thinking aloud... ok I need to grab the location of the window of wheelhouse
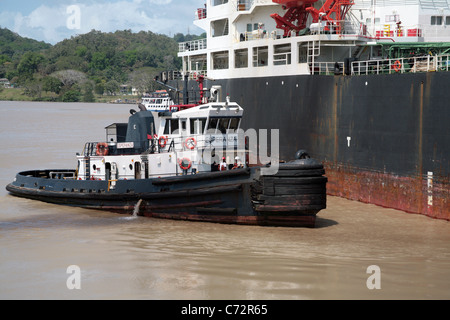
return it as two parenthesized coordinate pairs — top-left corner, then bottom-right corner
(218, 118), (229, 134)
(164, 118), (180, 134)
(228, 117), (241, 133)
(207, 117), (241, 133)
(207, 118), (219, 133)
(190, 118), (207, 135)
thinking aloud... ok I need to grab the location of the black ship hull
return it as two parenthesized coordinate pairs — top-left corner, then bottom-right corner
(175, 71), (449, 220)
(6, 159), (328, 228)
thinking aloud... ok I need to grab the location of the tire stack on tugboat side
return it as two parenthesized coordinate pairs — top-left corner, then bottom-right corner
(255, 150), (328, 227)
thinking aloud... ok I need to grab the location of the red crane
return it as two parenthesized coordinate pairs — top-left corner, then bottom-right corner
(271, 0), (355, 37)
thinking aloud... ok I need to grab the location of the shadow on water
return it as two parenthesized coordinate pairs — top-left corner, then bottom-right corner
(314, 216), (338, 228)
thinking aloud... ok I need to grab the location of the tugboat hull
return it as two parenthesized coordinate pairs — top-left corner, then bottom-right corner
(6, 160), (327, 228)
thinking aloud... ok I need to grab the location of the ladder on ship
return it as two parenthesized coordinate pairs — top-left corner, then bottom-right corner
(223, 19), (229, 36)
(84, 157), (90, 180)
(307, 40), (321, 73)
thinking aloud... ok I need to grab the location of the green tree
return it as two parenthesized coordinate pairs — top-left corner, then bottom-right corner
(89, 52), (109, 71)
(42, 76), (63, 94)
(62, 89), (81, 102)
(82, 82), (95, 102)
(94, 82), (105, 95)
(104, 80), (119, 95)
(17, 52), (45, 81)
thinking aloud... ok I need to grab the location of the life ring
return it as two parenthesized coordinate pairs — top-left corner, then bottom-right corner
(96, 142), (109, 156)
(393, 60), (402, 72)
(158, 136), (168, 148)
(185, 137), (197, 150)
(178, 158), (192, 170)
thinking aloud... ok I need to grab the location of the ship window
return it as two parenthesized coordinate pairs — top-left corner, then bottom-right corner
(190, 118), (207, 134)
(253, 46), (268, 67)
(385, 15), (399, 23)
(212, 51), (229, 70)
(247, 24), (252, 32)
(170, 119), (179, 134)
(163, 120), (170, 135)
(212, 0), (228, 6)
(212, 18), (229, 37)
(446, 17), (450, 25)
(228, 118), (241, 133)
(235, 49), (248, 68)
(274, 44), (291, 66)
(298, 44), (308, 63)
(431, 16), (443, 25)
(218, 118), (230, 134)
(207, 118), (219, 133)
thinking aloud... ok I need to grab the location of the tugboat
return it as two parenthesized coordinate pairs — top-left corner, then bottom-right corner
(6, 78), (327, 227)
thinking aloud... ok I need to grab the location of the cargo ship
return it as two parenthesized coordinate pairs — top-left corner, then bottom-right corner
(6, 77), (328, 227)
(164, 0), (450, 220)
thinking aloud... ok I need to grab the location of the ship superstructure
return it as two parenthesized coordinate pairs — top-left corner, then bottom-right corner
(178, 0), (450, 80)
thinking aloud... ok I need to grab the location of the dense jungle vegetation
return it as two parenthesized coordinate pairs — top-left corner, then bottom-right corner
(0, 28), (203, 102)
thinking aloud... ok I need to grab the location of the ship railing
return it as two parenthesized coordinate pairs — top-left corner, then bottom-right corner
(310, 19), (367, 37)
(158, 133), (242, 151)
(83, 142), (100, 156)
(310, 62), (345, 75)
(178, 38), (207, 53)
(232, 0), (271, 12)
(194, 7), (207, 20)
(351, 54), (450, 76)
(237, 19), (368, 44)
(185, 70), (208, 80)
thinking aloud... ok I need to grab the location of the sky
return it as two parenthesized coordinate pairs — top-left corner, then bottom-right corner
(0, 0), (204, 44)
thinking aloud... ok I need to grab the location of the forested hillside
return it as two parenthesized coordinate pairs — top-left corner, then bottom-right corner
(0, 28), (204, 102)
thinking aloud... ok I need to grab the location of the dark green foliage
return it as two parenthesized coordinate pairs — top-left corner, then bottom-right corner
(62, 89), (82, 102)
(42, 76), (63, 94)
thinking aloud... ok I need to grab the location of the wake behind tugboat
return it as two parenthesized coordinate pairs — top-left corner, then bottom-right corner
(6, 78), (327, 228)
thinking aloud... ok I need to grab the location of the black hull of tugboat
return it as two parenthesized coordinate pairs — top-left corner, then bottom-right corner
(172, 71), (450, 220)
(6, 160), (327, 228)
